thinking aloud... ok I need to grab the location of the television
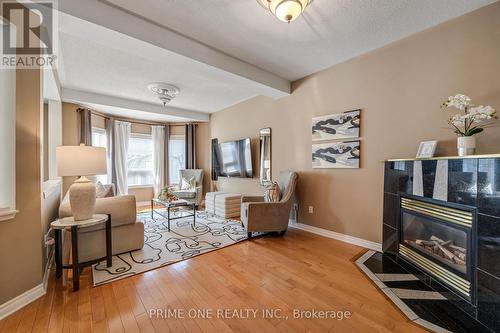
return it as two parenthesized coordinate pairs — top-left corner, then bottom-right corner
(213, 138), (253, 178)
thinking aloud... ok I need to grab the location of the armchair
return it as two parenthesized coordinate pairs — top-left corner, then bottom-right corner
(172, 169), (204, 206)
(241, 171), (298, 238)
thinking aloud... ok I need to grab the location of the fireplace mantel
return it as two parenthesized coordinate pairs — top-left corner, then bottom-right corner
(382, 153), (500, 162)
(383, 156), (500, 332)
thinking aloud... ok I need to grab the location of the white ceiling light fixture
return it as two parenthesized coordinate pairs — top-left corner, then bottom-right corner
(147, 82), (180, 106)
(257, 0), (313, 23)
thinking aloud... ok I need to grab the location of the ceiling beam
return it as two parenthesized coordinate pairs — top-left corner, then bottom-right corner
(62, 88), (209, 122)
(57, 0), (291, 98)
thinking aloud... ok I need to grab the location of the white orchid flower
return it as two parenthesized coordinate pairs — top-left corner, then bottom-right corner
(442, 94), (496, 136)
(443, 94), (473, 110)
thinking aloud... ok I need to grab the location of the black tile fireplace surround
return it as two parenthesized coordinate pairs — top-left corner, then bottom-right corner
(383, 156), (500, 333)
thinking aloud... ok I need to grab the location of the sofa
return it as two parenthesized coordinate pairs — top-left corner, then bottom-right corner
(241, 171), (298, 238)
(59, 184), (144, 263)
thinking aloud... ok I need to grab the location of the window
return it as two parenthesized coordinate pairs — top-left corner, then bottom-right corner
(169, 135), (185, 185)
(127, 133), (154, 186)
(91, 127), (108, 184)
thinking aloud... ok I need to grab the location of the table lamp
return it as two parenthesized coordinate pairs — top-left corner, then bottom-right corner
(56, 144), (107, 221)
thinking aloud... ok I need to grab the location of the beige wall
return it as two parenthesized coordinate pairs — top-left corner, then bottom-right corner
(209, 2), (500, 243)
(0, 68), (44, 304)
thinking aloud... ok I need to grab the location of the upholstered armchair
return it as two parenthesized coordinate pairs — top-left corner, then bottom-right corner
(172, 169), (204, 206)
(241, 171), (298, 238)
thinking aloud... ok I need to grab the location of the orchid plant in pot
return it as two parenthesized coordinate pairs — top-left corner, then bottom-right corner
(441, 94), (497, 156)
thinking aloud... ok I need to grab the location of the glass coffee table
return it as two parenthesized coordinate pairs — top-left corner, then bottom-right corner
(151, 199), (196, 232)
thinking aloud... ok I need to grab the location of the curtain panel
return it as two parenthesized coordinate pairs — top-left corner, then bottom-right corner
(185, 123), (197, 169)
(105, 117), (116, 186)
(77, 108), (92, 146)
(114, 121), (131, 195)
(164, 125), (170, 187)
(152, 125), (166, 197)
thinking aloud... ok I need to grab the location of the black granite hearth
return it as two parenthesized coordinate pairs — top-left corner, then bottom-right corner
(356, 251), (491, 333)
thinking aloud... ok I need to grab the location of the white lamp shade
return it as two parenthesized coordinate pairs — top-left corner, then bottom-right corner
(56, 145), (107, 177)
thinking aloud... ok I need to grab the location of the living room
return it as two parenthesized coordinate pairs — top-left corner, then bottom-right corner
(1, 0), (500, 332)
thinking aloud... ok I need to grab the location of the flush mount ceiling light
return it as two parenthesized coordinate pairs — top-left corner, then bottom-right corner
(257, 0), (313, 23)
(147, 83), (180, 106)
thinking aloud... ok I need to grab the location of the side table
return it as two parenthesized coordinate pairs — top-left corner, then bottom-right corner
(51, 214), (112, 291)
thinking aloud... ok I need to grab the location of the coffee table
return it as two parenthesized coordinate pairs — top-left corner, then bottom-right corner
(151, 199), (196, 232)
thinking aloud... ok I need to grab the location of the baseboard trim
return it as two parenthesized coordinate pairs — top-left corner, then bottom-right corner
(0, 284), (46, 320)
(289, 221), (382, 252)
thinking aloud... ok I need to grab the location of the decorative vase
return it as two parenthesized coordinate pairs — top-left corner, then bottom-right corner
(457, 136), (476, 157)
(69, 176), (96, 221)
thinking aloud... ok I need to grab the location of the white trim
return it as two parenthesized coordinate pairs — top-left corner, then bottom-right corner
(128, 185), (154, 189)
(289, 221), (382, 252)
(0, 284), (46, 320)
(0, 209), (19, 222)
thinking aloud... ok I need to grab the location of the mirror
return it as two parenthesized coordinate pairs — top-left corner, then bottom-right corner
(259, 128), (272, 185)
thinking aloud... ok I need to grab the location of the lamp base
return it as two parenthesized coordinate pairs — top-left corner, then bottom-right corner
(69, 176), (96, 221)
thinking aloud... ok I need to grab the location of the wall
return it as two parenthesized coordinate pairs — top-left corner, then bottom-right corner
(0, 68), (44, 304)
(209, 2), (500, 243)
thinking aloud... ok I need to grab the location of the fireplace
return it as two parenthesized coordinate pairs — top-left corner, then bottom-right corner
(398, 196), (475, 301)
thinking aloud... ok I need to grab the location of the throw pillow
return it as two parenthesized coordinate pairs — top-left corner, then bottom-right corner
(95, 181), (108, 198)
(264, 181), (280, 202)
(180, 176), (196, 190)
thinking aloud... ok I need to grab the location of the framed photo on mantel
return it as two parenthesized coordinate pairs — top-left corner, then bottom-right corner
(416, 140), (438, 158)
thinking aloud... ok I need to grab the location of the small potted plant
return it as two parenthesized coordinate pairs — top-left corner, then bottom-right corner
(441, 94), (497, 156)
(158, 186), (178, 202)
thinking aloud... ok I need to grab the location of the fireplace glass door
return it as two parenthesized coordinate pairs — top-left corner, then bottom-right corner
(401, 211), (469, 275)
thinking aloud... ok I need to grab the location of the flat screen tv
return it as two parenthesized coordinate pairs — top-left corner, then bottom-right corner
(213, 138), (253, 178)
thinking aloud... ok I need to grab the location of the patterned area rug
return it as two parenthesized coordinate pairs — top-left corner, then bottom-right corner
(92, 211), (247, 286)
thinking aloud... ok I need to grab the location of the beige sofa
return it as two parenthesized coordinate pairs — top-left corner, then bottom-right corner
(59, 186), (144, 262)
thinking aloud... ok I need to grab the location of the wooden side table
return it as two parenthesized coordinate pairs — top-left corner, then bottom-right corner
(51, 214), (112, 291)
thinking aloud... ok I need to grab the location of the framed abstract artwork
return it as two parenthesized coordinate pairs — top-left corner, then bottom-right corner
(312, 109), (361, 141)
(312, 141), (360, 169)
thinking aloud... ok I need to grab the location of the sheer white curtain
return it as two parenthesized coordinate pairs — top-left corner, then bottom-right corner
(114, 121), (131, 195)
(152, 125), (165, 197)
(105, 117), (115, 186)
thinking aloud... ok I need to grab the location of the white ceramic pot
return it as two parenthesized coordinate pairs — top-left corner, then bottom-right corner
(457, 136), (476, 157)
(69, 176), (96, 221)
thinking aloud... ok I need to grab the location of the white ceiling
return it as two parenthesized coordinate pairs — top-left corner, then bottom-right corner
(57, 12), (289, 121)
(54, 0), (496, 122)
(105, 0), (496, 81)
(58, 30), (253, 114)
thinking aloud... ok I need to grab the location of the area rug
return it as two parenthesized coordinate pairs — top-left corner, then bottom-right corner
(92, 210), (247, 286)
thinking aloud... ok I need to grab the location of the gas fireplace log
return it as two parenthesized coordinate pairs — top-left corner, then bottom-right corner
(416, 240), (436, 246)
(449, 244), (466, 253)
(453, 251), (466, 261)
(409, 238), (467, 266)
(430, 235), (445, 243)
(433, 241), (458, 261)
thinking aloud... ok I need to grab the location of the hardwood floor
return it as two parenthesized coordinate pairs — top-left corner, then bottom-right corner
(0, 228), (426, 332)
